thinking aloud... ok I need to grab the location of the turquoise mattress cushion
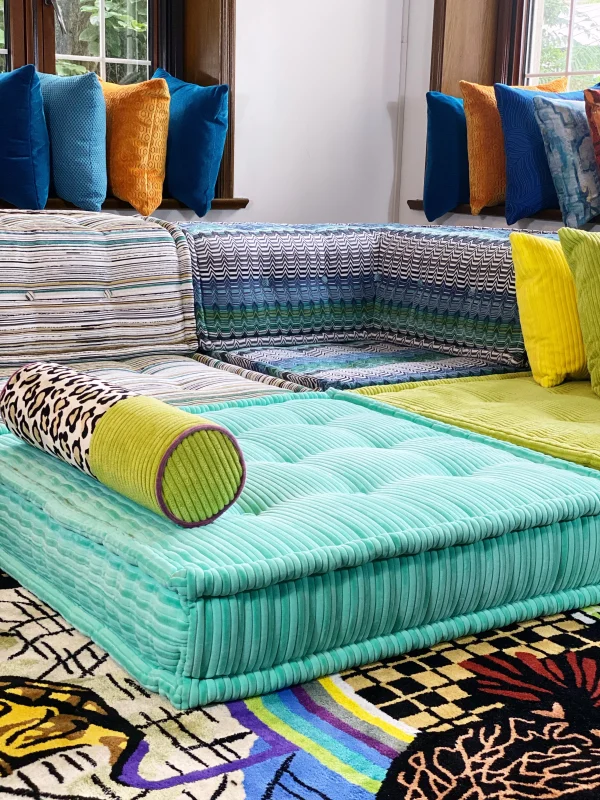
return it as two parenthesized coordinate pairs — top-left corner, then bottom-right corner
(2, 391), (600, 708)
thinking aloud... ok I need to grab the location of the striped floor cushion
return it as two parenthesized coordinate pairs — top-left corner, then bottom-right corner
(0, 211), (197, 365)
(3, 390), (600, 709)
(0, 355), (298, 420)
(207, 341), (526, 391)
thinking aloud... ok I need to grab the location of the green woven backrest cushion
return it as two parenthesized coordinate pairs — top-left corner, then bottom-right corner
(0, 362), (245, 527)
(559, 228), (600, 396)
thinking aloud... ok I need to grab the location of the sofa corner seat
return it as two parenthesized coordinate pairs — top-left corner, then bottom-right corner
(184, 223), (530, 391)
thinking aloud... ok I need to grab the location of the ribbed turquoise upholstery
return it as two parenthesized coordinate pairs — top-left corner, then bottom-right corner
(2, 391), (600, 708)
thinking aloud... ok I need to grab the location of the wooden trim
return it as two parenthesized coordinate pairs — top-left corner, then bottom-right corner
(184, 0), (236, 199)
(407, 199), (569, 223)
(35, 0), (55, 73)
(6, 0), (27, 68)
(150, 0), (184, 78)
(495, 0), (530, 84)
(430, 0), (447, 92)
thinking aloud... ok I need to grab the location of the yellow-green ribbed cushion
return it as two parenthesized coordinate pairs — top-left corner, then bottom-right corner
(560, 228), (600, 397)
(356, 372), (600, 470)
(89, 395), (244, 526)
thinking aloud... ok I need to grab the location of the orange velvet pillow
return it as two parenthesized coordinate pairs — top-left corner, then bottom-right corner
(101, 78), (170, 216)
(460, 78), (567, 215)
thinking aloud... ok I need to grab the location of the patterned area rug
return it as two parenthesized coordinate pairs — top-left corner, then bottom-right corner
(2, 570), (600, 799)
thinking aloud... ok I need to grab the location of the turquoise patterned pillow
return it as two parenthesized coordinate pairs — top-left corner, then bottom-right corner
(534, 95), (600, 228)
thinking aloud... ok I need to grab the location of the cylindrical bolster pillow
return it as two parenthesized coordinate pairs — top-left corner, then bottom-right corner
(0, 362), (246, 527)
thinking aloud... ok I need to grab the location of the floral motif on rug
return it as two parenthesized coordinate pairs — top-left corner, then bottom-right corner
(1, 569), (600, 799)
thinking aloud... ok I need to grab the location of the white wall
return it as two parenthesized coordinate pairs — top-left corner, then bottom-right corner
(156, 0), (405, 225)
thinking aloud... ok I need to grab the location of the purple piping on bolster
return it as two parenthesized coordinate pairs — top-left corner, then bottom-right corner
(155, 424), (247, 528)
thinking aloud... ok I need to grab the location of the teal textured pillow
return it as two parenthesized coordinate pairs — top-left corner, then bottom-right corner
(38, 72), (107, 211)
(153, 69), (228, 217)
(534, 95), (600, 228)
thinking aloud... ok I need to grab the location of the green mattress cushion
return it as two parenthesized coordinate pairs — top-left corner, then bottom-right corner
(3, 389), (600, 708)
(356, 372), (600, 471)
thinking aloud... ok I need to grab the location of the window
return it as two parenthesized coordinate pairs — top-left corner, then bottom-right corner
(526, 0), (600, 88)
(0, 0), (243, 206)
(56, 0), (150, 83)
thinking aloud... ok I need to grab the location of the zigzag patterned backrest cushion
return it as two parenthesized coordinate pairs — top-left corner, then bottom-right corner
(186, 223), (393, 350)
(0, 211), (198, 366)
(373, 226), (528, 367)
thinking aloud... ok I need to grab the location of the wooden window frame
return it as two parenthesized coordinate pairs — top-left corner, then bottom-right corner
(4, 0), (246, 210)
(430, 0), (531, 92)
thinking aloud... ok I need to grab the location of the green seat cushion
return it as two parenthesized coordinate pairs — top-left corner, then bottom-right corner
(356, 372), (600, 470)
(3, 390), (600, 708)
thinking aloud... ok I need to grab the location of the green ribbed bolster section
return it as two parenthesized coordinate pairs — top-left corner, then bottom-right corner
(89, 396), (245, 527)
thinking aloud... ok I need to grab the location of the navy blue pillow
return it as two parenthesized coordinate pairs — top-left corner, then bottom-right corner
(0, 65), (50, 209)
(423, 92), (469, 222)
(153, 69), (228, 217)
(495, 83), (594, 224)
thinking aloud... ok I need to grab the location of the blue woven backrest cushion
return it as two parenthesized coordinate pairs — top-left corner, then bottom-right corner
(0, 65), (49, 209)
(495, 83), (596, 225)
(154, 69), (228, 218)
(423, 92), (470, 222)
(373, 226), (528, 367)
(185, 223), (387, 349)
(38, 72), (107, 212)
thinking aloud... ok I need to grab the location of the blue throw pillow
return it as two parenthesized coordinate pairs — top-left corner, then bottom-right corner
(534, 95), (600, 228)
(495, 83), (594, 224)
(38, 71), (107, 212)
(0, 65), (49, 209)
(423, 92), (469, 222)
(153, 68), (228, 217)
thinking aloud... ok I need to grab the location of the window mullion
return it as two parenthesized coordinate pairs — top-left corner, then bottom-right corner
(566, 0), (576, 75)
(98, 0), (105, 79)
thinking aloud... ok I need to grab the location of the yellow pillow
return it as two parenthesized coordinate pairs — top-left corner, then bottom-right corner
(510, 232), (588, 388)
(461, 79), (567, 215)
(101, 78), (170, 216)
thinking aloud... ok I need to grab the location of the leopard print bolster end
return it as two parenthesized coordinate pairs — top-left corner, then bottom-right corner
(0, 362), (245, 527)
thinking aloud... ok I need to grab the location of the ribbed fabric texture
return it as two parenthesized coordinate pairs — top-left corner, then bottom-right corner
(510, 233), (588, 387)
(460, 78), (566, 214)
(3, 391), (600, 707)
(356, 372), (600, 470)
(559, 228), (600, 396)
(90, 395), (244, 526)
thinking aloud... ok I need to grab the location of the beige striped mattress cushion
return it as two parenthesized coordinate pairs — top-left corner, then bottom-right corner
(0, 355), (307, 412)
(0, 211), (198, 364)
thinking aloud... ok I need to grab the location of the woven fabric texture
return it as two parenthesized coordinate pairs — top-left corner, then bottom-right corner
(38, 71), (107, 211)
(0, 211), (197, 365)
(210, 341), (523, 391)
(0, 355), (300, 411)
(3, 391), (600, 707)
(559, 228), (600, 397)
(356, 372), (600, 471)
(102, 78), (170, 216)
(510, 233), (588, 387)
(187, 223), (528, 388)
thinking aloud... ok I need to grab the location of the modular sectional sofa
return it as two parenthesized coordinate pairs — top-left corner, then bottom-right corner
(3, 212), (600, 711)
